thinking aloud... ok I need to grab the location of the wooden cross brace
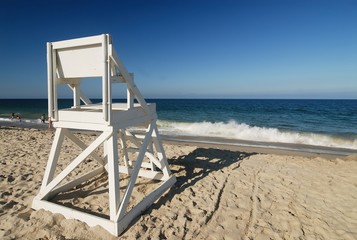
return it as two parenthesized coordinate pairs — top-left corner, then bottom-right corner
(32, 121), (175, 235)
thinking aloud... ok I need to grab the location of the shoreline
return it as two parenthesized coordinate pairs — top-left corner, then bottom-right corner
(0, 119), (49, 130)
(1, 123), (356, 158)
(161, 135), (357, 159)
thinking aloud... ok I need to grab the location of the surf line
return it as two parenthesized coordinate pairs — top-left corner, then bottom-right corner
(161, 135), (357, 156)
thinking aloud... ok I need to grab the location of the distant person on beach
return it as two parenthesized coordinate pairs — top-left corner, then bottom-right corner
(16, 114), (21, 122)
(40, 114), (46, 123)
(11, 113), (15, 120)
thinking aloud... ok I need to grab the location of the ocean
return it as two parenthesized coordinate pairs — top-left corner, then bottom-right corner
(0, 99), (356, 150)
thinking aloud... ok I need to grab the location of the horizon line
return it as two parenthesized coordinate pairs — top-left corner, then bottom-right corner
(1, 97), (356, 100)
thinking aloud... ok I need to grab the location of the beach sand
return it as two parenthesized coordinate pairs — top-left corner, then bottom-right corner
(0, 126), (356, 239)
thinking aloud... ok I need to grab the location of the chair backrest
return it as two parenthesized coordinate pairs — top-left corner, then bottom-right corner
(48, 34), (149, 124)
(52, 35), (106, 79)
(56, 44), (103, 78)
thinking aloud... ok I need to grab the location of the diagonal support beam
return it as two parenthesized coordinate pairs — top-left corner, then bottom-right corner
(117, 123), (154, 220)
(152, 122), (172, 178)
(119, 129), (130, 167)
(41, 127), (65, 191)
(116, 175), (176, 235)
(109, 49), (149, 113)
(63, 128), (104, 166)
(125, 130), (164, 170)
(38, 131), (112, 200)
(47, 167), (104, 199)
(67, 84), (92, 105)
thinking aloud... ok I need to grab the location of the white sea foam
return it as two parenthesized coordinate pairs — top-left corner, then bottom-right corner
(157, 120), (357, 150)
(0, 117), (42, 124)
(0, 117), (46, 129)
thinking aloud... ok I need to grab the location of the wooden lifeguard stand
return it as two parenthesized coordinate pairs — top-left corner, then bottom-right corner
(32, 34), (176, 236)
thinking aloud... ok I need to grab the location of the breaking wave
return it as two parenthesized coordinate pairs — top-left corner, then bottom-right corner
(0, 117), (47, 129)
(157, 120), (357, 150)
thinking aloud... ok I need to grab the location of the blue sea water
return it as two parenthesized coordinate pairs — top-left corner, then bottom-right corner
(0, 99), (356, 149)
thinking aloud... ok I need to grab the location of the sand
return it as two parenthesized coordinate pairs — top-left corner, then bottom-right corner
(0, 126), (356, 240)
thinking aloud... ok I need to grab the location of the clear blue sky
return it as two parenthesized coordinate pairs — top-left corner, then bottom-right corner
(0, 0), (356, 99)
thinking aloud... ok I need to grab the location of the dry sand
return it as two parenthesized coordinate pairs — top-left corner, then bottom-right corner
(0, 126), (356, 240)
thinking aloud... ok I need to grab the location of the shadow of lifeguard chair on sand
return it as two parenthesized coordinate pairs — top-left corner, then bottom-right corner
(32, 34), (176, 236)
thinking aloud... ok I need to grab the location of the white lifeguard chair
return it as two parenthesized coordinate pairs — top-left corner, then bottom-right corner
(32, 34), (176, 236)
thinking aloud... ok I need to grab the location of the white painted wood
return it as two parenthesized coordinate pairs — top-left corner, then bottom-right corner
(116, 175), (176, 234)
(52, 47), (58, 121)
(35, 34), (176, 237)
(103, 137), (108, 172)
(148, 140), (156, 171)
(109, 47), (149, 112)
(73, 84), (81, 108)
(48, 167), (104, 199)
(102, 34), (109, 123)
(67, 84), (92, 105)
(125, 131), (164, 170)
(138, 146), (163, 170)
(126, 74), (135, 108)
(47, 43), (54, 120)
(34, 175), (176, 236)
(127, 88), (134, 109)
(63, 129), (104, 166)
(40, 128), (64, 192)
(118, 165), (164, 180)
(112, 110), (156, 129)
(32, 199), (117, 235)
(52, 34), (104, 50)
(58, 110), (106, 124)
(79, 102), (152, 110)
(106, 130), (120, 220)
(32, 176), (176, 236)
(152, 123), (171, 178)
(57, 106), (155, 128)
(56, 45), (103, 78)
(39, 131), (112, 199)
(119, 129), (129, 167)
(117, 123), (154, 219)
(53, 121), (111, 131)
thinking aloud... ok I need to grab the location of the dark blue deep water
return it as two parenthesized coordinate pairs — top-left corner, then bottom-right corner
(0, 99), (356, 149)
